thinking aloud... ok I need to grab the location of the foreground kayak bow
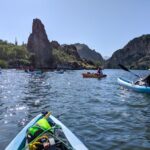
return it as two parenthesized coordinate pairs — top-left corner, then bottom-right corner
(6, 112), (88, 150)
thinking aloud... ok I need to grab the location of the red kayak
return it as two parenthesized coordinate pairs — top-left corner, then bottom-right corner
(82, 72), (107, 78)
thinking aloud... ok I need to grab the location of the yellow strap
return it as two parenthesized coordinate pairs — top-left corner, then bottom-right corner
(29, 135), (49, 150)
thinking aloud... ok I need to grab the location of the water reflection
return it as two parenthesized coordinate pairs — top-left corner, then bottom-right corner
(0, 69), (150, 150)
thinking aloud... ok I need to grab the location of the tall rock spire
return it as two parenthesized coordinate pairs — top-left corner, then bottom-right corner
(27, 18), (53, 69)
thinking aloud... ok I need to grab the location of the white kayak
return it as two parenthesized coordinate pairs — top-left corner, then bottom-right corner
(6, 113), (88, 150)
(117, 77), (150, 93)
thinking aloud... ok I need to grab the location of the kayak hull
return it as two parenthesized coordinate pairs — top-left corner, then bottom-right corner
(25, 70), (43, 74)
(6, 114), (88, 150)
(117, 77), (150, 93)
(82, 73), (107, 78)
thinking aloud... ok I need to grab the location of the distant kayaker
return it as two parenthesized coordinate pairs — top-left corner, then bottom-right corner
(29, 66), (34, 72)
(24, 66), (29, 73)
(97, 67), (103, 75)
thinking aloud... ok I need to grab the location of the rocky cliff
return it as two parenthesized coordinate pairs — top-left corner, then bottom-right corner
(51, 41), (97, 69)
(74, 43), (104, 66)
(27, 19), (53, 69)
(106, 35), (150, 69)
(61, 44), (81, 60)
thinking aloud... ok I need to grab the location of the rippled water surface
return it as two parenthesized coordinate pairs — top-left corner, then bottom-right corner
(1, 69), (150, 150)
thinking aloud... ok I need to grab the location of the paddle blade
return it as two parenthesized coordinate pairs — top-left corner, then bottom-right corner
(118, 64), (130, 72)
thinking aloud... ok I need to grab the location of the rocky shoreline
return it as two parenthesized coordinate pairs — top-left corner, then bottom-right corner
(0, 18), (150, 70)
(26, 18), (102, 70)
(0, 19), (102, 70)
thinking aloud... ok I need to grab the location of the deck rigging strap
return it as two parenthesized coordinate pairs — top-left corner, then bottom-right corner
(22, 127), (74, 150)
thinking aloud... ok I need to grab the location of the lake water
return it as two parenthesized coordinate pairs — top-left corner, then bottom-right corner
(0, 69), (150, 150)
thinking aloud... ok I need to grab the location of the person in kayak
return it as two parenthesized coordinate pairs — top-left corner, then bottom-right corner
(97, 67), (103, 75)
(143, 74), (150, 86)
(135, 74), (150, 86)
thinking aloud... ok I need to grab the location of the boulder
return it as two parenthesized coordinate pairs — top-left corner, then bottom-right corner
(27, 18), (53, 68)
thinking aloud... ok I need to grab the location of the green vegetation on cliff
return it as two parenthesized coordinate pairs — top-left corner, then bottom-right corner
(0, 38), (97, 69)
(0, 40), (30, 68)
(53, 48), (77, 63)
(52, 48), (96, 69)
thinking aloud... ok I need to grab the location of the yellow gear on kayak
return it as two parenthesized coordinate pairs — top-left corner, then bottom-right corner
(29, 135), (49, 150)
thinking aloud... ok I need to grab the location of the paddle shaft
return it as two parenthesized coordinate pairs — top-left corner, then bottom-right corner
(118, 64), (141, 78)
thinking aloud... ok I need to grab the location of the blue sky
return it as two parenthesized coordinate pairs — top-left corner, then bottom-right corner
(0, 0), (150, 57)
